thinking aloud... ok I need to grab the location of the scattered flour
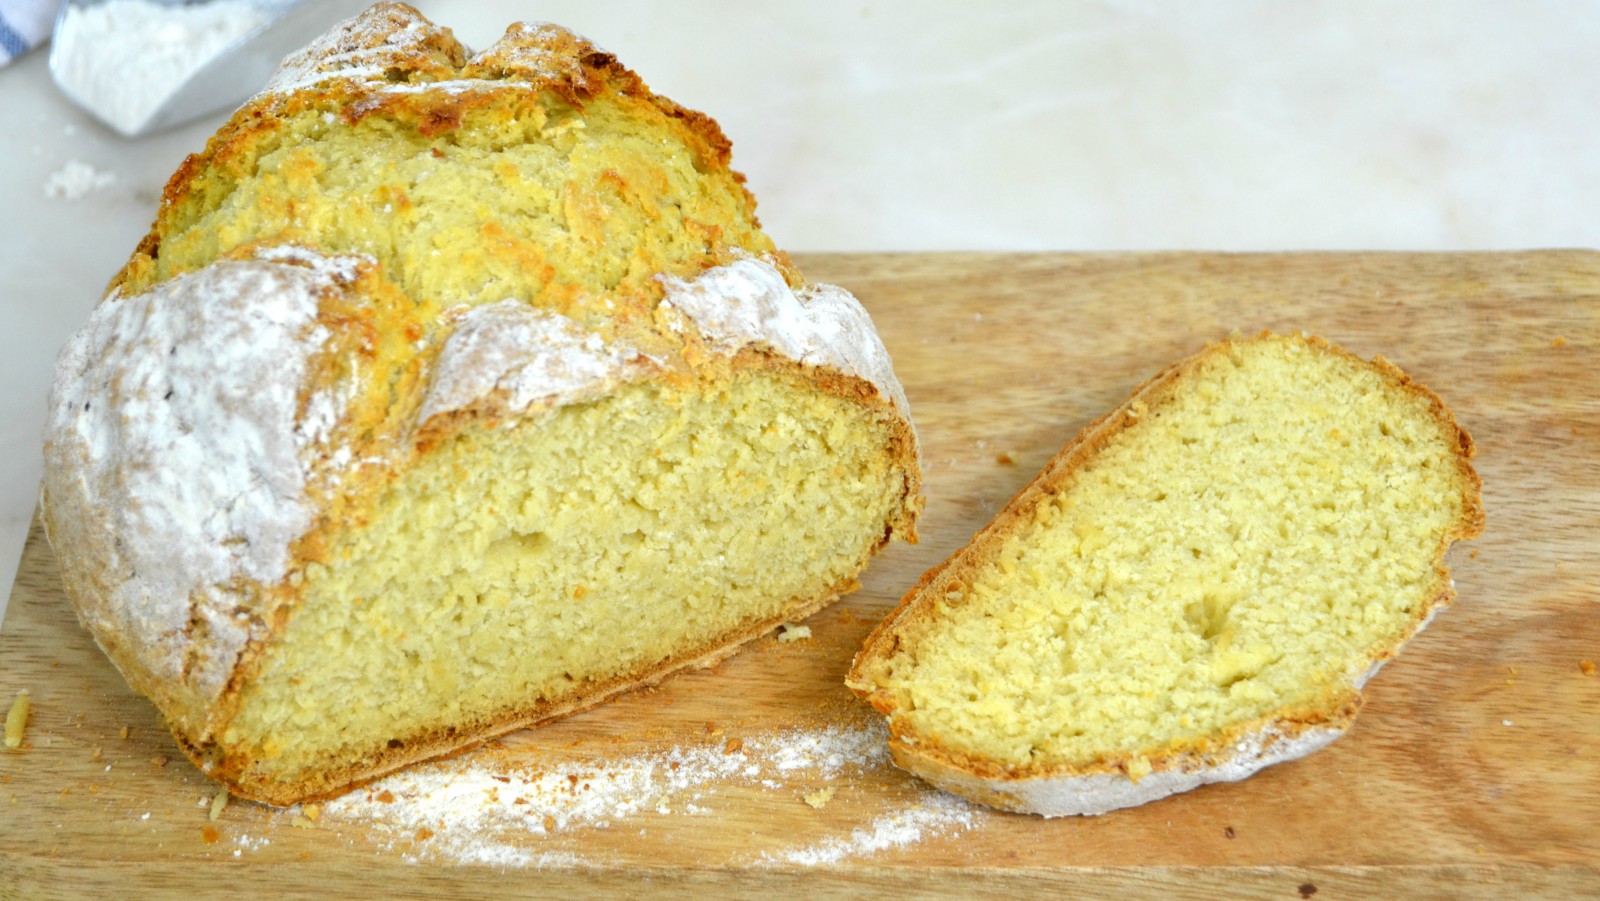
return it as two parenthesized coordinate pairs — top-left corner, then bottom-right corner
(764, 794), (977, 866)
(43, 160), (115, 201)
(319, 720), (973, 866)
(52, 0), (272, 135)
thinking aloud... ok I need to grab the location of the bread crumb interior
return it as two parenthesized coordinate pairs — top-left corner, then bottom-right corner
(224, 369), (902, 784)
(869, 338), (1470, 769)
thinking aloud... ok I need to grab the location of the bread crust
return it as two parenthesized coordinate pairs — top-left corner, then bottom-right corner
(43, 3), (922, 806)
(848, 332), (1483, 817)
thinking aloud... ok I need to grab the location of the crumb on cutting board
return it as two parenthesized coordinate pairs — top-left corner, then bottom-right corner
(803, 787), (836, 809)
(5, 690), (30, 750)
(1582, 660), (1596, 676)
(776, 623), (812, 642)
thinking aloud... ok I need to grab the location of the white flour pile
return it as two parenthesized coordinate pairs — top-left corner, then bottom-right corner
(320, 720), (977, 867)
(52, 0), (271, 135)
(43, 160), (115, 200)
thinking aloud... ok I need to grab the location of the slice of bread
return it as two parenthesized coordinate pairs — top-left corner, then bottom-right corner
(848, 332), (1483, 816)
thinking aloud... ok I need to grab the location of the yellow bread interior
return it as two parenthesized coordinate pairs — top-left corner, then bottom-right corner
(221, 368), (905, 791)
(858, 336), (1479, 772)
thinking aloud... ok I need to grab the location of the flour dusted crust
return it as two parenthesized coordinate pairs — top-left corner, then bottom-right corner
(848, 334), (1483, 817)
(45, 253), (373, 740)
(903, 719), (1348, 818)
(43, 3), (921, 803)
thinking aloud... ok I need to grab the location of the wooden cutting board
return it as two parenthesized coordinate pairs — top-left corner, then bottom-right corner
(2, 252), (1597, 899)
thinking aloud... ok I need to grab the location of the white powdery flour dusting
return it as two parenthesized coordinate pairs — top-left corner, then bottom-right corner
(43, 160), (115, 201)
(44, 251), (367, 704)
(657, 256), (912, 418)
(262, 6), (598, 98)
(763, 794), (977, 867)
(320, 721), (972, 866)
(417, 301), (652, 424)
(52, 0), (271, 135)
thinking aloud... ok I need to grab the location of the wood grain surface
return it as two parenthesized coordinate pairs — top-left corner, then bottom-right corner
(2, 252), (1597, 899)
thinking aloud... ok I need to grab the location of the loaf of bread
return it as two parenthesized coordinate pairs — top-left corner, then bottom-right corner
(848, 333), (1482, 816)
(42, 3), (922, 806)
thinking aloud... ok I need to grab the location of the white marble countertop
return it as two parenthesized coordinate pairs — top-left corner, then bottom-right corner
(2, 0), (1596, 621)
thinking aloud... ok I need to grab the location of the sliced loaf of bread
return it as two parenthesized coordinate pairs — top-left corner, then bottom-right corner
(848, 332), (1483, 816)
(42, 4), (922, 806)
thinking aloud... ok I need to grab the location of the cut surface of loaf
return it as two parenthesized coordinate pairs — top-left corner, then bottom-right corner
(42, 4), (921, 805)
(849, 333), (1482, 817)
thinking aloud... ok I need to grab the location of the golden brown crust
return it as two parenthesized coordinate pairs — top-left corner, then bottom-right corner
(115, 2), (752, 306)
(849, 331), (1483, 800)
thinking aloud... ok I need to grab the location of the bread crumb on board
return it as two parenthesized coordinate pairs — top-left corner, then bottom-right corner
(1581, 660), (1596, 676)
(776, 623), (812, 642)
(5, 690), (30, 750)
(803, 787), (836, 809)
(209, 790), (230, 821)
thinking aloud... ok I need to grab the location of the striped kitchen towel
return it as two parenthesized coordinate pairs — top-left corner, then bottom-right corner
(0, 0), (61, 67)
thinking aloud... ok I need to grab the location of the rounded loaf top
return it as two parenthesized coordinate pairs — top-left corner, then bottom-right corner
(114, 1), (773, 335)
